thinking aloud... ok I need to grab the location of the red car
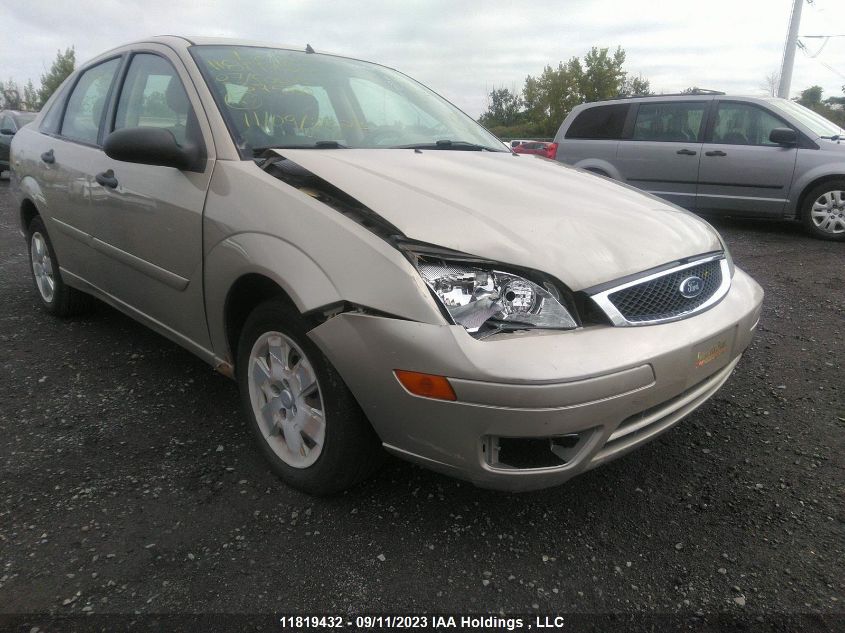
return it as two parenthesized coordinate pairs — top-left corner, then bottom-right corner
(512, 140), (558, 159)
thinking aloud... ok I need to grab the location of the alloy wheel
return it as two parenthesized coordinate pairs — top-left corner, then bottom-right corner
(247, 331), (326, 468)
(30, 232), (55, 303)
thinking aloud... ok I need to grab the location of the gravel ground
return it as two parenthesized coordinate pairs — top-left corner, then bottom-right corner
(0, 178), (842, 631)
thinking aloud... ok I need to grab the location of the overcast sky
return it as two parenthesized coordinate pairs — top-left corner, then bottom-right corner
(3, 0), (844, 117)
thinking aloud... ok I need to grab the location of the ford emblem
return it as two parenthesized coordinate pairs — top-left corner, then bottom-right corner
(679, 276), (704, 299)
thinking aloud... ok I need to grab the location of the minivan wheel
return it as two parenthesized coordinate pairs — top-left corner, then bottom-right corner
(27, 216), (92, 316)
(236, 299), (383, 495)
(801, 180), (845, 241)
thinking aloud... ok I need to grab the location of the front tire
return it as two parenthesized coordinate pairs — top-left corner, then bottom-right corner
(236, 299), (383, 495)
(27, 216), (92, 316)
(801, 180), (845, 241)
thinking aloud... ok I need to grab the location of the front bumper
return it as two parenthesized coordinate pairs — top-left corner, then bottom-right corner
(309, 268), (763, 491)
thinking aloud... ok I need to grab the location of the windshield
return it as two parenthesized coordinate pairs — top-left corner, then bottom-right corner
(190, 45), (505, 156)
(764, 98), (844, 138)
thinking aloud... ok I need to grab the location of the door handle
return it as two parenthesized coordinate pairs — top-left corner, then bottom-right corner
(95, 169), (119, 188)
(676, 148), (697, 156)
(705, 150), (727, 157)
(40, 149), (55, 164)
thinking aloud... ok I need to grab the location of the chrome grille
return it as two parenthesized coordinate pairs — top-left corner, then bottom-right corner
(609, 260), (722, 322)
(590, 256), (731, 326)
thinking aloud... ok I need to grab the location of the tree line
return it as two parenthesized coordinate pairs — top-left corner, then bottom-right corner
(0, 47), (75, 111)
(478, 46), (650, 138)
(478, 45), (845, 138)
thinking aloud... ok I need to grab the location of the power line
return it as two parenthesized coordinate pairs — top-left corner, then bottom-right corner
(797, 40), (845, 80)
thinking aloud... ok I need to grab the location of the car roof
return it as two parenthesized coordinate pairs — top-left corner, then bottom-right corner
(95, 35), (337, 59)
(580, 93), (780, 107)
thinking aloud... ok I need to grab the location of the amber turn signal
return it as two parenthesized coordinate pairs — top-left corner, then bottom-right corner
(394, 370), (457, 401)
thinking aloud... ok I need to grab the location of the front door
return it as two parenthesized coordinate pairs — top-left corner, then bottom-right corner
(615, 100), (707, 210)
(697, 101), (798, 216)
(88, 51), (215, 350)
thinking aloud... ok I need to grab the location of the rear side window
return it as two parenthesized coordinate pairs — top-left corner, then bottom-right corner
(712, 102), (787, 146)
(632, 102), (706, 142)
(60, 58), (121, 145)
(565, 104), (629, 140)
(114, 54), (195, 145)
(0, 115), (13, 132)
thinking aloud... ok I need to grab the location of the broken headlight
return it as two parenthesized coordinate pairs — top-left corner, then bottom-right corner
(415, 257), (578, 334)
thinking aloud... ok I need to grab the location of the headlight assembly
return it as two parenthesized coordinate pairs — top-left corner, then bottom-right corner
(412, 255), (578, 334)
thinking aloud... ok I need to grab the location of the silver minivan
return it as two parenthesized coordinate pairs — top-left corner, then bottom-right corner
(553, 92), (845, 241)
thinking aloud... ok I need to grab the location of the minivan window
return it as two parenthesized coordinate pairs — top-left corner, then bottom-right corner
(712, 102), (786, 146)
(565, 104), (628, 140)
(114, 54), (195, 145)
(632, 102), (705, 142)
(764, 97), (844, 137)
(60, 58), (121, 145)
(190, 45), (505, 156)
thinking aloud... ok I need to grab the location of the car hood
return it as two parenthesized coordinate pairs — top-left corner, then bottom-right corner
(273, 149), (723, 290)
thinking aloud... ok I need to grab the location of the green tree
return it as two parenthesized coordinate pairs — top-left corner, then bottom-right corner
(37, 47), (75, 108)
(579, 46), (626, 102)
(0, 78), (23, 110)
(479, 45), (651, 139)
(620, 73), (652, 97)
(479, 87), (523, 128)
(797, 85), (823, 108)
(23, 80), (38, 111)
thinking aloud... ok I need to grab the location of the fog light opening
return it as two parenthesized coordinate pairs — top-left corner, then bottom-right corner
(490, 433), (583, 470)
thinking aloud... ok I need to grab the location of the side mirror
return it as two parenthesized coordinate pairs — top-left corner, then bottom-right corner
(769, 127), (797, 146)
(103, 127), (201, 171)
(0, 128), (15, 136)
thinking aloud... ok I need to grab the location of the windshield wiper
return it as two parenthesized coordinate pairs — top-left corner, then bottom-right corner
(820, 134), (842, 141)
(253, 140), (348, 157)
(390, 140), (502, 151)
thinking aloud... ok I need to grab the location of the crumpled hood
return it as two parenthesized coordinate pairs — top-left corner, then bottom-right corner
(274, 149), (723, 290)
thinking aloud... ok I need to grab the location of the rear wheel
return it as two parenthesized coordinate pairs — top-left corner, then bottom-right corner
(236, 299), (383, 495)
(801, 180), (845, 241)
(27, 216), (92, 316)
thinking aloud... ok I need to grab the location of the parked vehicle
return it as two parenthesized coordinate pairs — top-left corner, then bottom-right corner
(507, 139), (534, 149)
(0, 110), (37, 173)
(513, 140), (558, 159)
(553, 92), (845, 241)
(11, 37), (763, 494)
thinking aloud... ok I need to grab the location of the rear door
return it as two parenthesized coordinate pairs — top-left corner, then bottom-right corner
(37, 57), (123, 288)
(88, 49), (215, 349)
(696, 100), (798, 216)
(615, 100), (707, 210)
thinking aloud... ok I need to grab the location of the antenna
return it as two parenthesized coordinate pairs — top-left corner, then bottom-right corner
(305, 44), (315, 54)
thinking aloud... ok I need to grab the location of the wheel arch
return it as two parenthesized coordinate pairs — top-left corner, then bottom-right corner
(20, 198), (39, 234)
(223, 273), (299, 369)
(794, 173), (845, 219)
(205, 232), (343, 365)
(17, 175), (47, 234)
(573, 159), (620, 180)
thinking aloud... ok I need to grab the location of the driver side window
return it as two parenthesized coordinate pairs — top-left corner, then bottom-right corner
(113, 54), (194, 146)
(712, 102), (786, 146)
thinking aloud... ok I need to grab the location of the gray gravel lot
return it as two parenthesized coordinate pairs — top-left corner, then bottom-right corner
(0, 178), (843, 631)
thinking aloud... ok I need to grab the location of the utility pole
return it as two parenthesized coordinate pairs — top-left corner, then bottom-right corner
(778, 0), (804, 98)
